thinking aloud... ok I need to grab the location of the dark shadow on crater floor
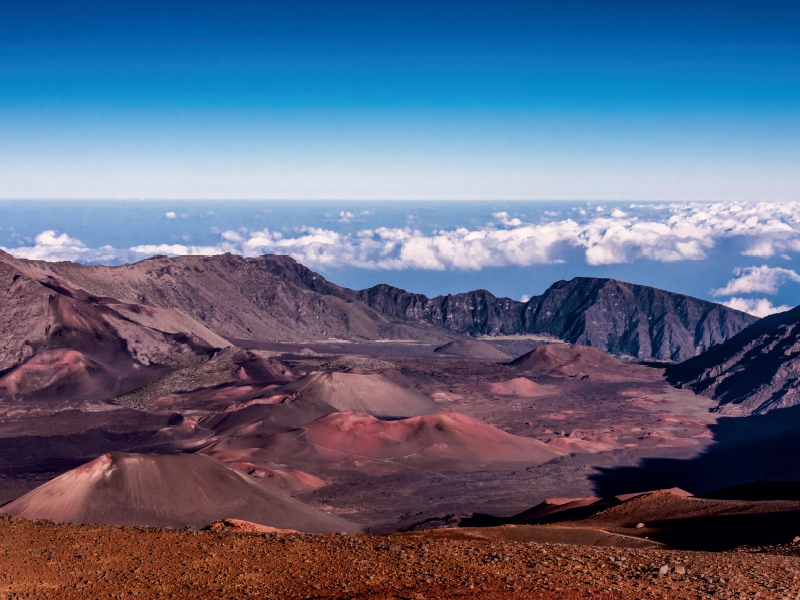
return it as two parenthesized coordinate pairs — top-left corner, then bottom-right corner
(591, 404), (800, 497)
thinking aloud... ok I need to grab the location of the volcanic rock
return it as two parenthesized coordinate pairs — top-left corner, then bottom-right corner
(510, 344), (656, 382)
(276, 371), (436, 418)
(356, 276), (756, 361)
(206, 410), (569, 474)
(434, 340), (511, 360)
(32, 252), (440, 343)
(206, 518), (298, 533)
(0, 451), (360, 532)
(666, 304), (800, 414)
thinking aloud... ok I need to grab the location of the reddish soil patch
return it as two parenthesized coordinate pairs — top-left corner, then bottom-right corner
(463, 377), (552, 397)
(434, 340), (511, 360)
(206, 410), (569, 476)
(510, 344), (658, 382)
(1, 517), (798, 599)
(0, 452), (357, 533)
(277, 371), (436, 417)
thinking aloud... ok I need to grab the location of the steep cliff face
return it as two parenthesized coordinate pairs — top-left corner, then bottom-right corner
(521, 278), (757, 362)
(354, 285), (524, 335)
(2, 251), (755, 358)
(666, 305), (800, 415)
(354, 276), (756, 361)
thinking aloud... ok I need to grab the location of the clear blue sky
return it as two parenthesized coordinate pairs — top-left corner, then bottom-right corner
(1, 1), (799, 199)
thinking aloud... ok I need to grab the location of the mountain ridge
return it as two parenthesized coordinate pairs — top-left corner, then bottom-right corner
(0, 250), (756, 361)
(666, 304), (800, 414)
(354, 275), (757, 361)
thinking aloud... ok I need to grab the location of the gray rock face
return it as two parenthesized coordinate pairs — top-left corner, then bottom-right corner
(521, 278), (757, 362)
(2, 251), (755, 359)
(666, 305), (800, 414)
(354, 285), (524, 335)
(355, 277), (756, 361)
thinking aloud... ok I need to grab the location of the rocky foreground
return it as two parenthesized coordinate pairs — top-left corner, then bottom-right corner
(1, 518), (799, 599)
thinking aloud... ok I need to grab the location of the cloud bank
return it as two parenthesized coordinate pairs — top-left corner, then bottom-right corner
(6, 202), (800, 275)
(722, 297), (793, 318)
(712, 266), (800, 296)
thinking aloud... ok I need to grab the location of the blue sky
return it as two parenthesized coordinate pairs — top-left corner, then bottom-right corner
(2, 3), (800, 315)
(1, 1), (799, 199)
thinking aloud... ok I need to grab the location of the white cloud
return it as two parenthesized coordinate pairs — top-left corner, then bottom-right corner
(221, 230), (244, 243)
(2, 230), (119, 263)
(493, 212), (523, 227)
(723, 297), (793, 318)
(7, 202), (800, 275)
(712, 265), (800, 296)
(165, 211), (176, 219)
(520, 294), (530, 302)
(129, 243), (237, 257)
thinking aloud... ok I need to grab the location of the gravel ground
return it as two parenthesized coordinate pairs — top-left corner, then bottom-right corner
(1, 518), (799, 599)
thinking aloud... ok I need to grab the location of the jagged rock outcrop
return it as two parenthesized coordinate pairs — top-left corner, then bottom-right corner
(354, 284), (524, 335)
(666, 304), (800, 414)
(355, 277), (756, 361)
(1, 251), (755, 359)
(520, 278), (756, 362)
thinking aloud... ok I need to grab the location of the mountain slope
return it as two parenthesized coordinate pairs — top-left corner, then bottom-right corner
(521, 278), (756, 361)
(27, 252), (445, 343)
(666, 304), (800, 414)
(0, 452), (360, 532)
(276, 371), (436, 418)
(2, 251), (754, 359)
(356, 277), (757, 361)
(0, 251), (229, 405)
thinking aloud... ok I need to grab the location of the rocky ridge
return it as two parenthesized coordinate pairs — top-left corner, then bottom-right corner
(667, 304), (800, 414)
(357, 277), (756, 361)
(1, 251), (756, 361)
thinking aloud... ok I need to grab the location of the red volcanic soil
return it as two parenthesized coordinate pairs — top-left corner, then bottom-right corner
(463, 377), (553, 397)
(465, 489), (800, 552)
(277, 371), (436, 417)
(207, 410), (567, 474)
(510, 344), (657, 382)
(198, 393), (338, 437)
(212, 347), (295, 383)
(301, 411), (565, 468)
(2, 517), (799, 600)
(0, 348), (104, 399)
(434, 339), (511, 360)
(206, 518), (298, 533)
(0, 452), (359, 533)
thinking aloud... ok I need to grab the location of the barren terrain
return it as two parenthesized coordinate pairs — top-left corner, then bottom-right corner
(2, 517), (799, 600)
(2, 250), (800, 599)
